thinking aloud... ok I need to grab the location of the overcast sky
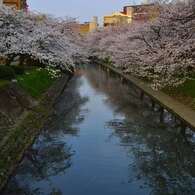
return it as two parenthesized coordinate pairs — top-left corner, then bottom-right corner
(28, 0), (141, 23)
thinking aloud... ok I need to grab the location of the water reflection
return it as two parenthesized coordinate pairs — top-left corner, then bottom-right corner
(85, 66), (195, 195)
(3, 76), (89, 195)
(3, 66), (195, 195)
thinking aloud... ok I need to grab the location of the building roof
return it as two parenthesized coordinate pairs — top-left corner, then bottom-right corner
(3, 0), (27, 10)
(124, 3), (155, 8)
(104, 11), (131, 18)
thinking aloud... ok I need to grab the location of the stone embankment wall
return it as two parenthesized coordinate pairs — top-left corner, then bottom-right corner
(0, 74), (72, 191)
(0, 83), (36, 140)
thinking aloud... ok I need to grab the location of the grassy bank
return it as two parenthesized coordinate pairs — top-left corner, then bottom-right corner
(0, 65), (69, 191)
(0, 74), (71, 191)
(0, 80), (9, 88)
(0, 65), (56, 98)
(17, 69), (55, 98)
(0, 67), (55, 142)
(164, 76), (195, 110)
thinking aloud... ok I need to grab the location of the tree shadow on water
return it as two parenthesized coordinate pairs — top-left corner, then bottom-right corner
(3, 76), (89, 195)
(107, 118), (195, 195)
(85, 66), (195, 195)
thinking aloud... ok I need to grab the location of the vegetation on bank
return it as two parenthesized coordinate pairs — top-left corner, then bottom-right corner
(96, 58), (195, 111)
(0, 75), (70, 191)
(0, 66), (16, 80)
(0, 65), (24, 89)
(0, 80), (9, 88)
(164, 76), (195, 110)
(0, 65), (59, 98)
(0, 63), (68, 191)
(17, 69), (56, 98)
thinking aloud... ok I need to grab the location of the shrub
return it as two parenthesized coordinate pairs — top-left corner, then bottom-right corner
(12, 66), (25, 75)
(103, 57), (112, 65)
(0, 66), (15, 80)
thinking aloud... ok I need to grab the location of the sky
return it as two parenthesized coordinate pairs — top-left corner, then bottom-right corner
(28, 0), (141, 24)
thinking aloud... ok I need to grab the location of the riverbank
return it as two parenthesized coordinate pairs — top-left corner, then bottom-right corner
(0, 71), (72, 191)
(95, 61), (195, 131)
(163, 78), (195, 111)
(0, 68), (57, 142)
(3, 66), (195, 195)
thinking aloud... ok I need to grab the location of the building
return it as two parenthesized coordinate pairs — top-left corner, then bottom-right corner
(89, 16), (98, 32)
(79, 17), (98, 35)
(2, 0), (27, 10)
(123, 4), (159, 22)
(104, 12), (132, 27)
(103, 3), (159, 27)
(79, 22), (91, 34)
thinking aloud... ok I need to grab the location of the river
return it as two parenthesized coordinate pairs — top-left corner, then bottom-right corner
(3, 66), (195, 195)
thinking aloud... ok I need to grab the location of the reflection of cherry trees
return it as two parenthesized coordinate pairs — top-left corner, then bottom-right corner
(3, 77), (89, 195)
(3, 138), (70, 195)
(86, 66), (195, 195)
(3, 180), (63, 195)
(107, 119), (195, 195)
(44, 76), (89, 136)
(22, 139), (73, 180)
(85, 66), (161, 124)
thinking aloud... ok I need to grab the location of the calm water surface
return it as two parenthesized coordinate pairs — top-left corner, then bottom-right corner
(3, 66), (195, 195)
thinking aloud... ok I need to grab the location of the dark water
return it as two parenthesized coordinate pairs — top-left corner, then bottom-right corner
(3, 66), (195, 195)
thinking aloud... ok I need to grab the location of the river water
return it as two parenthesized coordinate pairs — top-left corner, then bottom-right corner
(3, 66), (195, 195)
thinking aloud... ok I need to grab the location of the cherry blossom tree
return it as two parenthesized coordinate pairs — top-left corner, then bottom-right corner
(86, 1), (195, 89)
(0, 6), (84, 73)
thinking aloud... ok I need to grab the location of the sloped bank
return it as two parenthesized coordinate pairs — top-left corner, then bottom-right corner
(0, 73), (72, 191)
(0, 82), (36, 140)
(92, 59), (195, 131)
